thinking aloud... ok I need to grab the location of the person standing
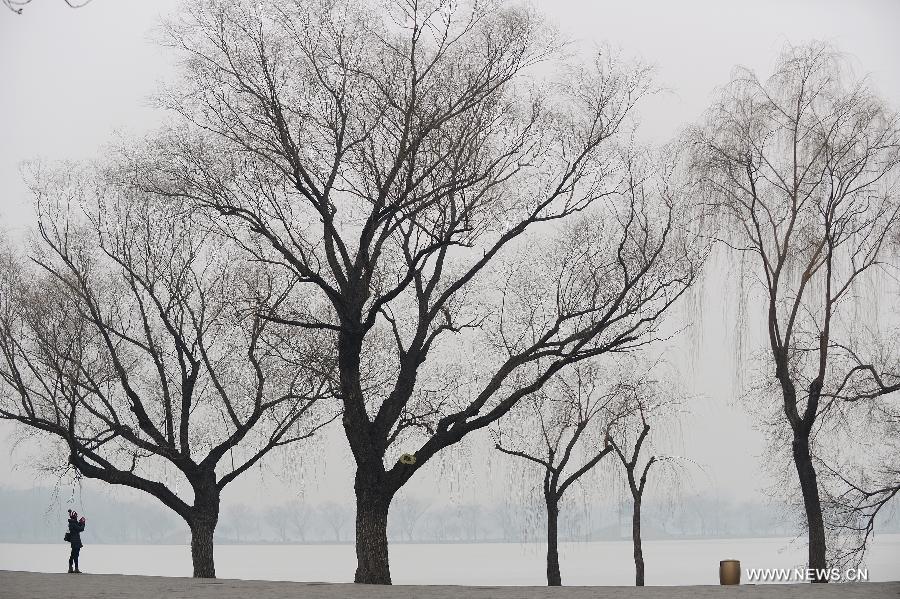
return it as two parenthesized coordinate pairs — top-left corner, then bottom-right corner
(66, 509), (86, 574)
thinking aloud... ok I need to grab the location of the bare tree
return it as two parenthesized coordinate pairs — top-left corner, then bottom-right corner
(608, 382), (680, 587)
(0, 166), (336, 577)
(494, 361), (634, 586)
(319, 501), (353, 542)
(691, 42), (900, 580)
(224, 504), (254, 542)
(111, 0), (708, 583)
(264, 504), (291, 542)
(286, 498), (312, 542)
(390, 494), (430, 542)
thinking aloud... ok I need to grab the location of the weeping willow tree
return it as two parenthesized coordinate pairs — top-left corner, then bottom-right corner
(109, 0), (711, 584)
(691, 42), (900, 579)
(0, 165), (337, 577)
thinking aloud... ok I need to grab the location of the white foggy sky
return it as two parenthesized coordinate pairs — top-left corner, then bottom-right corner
(1, 0), (898, 512)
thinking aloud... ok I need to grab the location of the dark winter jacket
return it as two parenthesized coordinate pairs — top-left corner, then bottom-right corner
(68, 517), (85, 548)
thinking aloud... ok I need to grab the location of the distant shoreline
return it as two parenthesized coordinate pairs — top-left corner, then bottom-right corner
(0, 533), (854, 546)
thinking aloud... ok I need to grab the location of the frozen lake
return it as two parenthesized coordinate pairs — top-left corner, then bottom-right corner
(2, 535), (899, 585)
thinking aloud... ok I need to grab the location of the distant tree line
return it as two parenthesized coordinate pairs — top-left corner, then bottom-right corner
(0, 485), (181, 544)
(8, 484), (896, 545)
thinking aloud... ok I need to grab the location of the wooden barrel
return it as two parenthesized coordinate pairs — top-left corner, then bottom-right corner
(719, 559), (741, 585)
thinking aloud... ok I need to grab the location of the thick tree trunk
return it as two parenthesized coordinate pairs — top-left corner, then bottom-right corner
(354, 470), (394, 584)
(189, 474), (220, 578)
(190, 518), (216, 578)
(545, 496), (561, 586)
(793, 432), (828, 582)
(632, 496), (645, 586)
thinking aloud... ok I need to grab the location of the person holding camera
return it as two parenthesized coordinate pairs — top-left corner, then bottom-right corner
(65, 509), (86, 574)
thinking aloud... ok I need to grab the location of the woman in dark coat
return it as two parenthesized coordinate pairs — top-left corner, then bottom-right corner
(66, 509), (86, 574)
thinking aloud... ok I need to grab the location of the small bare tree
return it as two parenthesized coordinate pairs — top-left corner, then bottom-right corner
(608, 380), (681, 587)
(494, 361), (634, 586)
(319, 501), (353, 542)
(691, 42), (900, 579)
(285, 498), (313, 542)
(390, 494), (431, 542)
(264, 504), (292, 542)
(0, 166), (336, 577)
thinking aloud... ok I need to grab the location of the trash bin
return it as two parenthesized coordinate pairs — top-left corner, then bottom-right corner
(719, 559), (741, 585)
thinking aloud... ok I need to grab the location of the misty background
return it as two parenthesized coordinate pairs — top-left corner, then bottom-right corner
(1, 0), (899, 550)
(3, 483), (899, 546)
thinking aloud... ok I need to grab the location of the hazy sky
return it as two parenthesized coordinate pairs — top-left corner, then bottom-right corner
(1, 0), (899, 514)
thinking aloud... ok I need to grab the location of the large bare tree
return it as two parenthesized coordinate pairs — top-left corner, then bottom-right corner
(691, 43), (900, 580)
(0, 166), (336, 577)
(118, 0), (707, 583)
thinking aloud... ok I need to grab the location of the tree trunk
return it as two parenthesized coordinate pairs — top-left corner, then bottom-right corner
(632, 496), (645, 586)
(189, 474), (220, 578)
(793, 432), (828, 582)
(545, 495), (561, 586)
(190, 518), (216, 578)
(354, 470), (393, 584)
